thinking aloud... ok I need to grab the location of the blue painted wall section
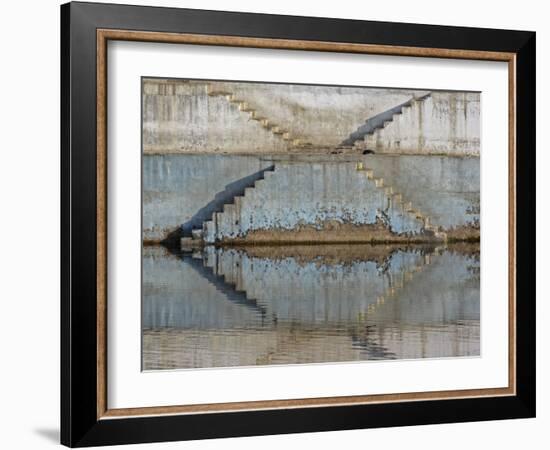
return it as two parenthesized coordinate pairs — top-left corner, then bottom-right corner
(143, 154), (479, 243)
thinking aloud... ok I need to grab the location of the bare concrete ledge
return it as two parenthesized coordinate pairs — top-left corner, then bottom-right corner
(178, 223), (479, 250)
(143, 149), (481, 158)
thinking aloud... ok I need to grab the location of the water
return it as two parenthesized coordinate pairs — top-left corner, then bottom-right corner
(142, 243), (480, 370)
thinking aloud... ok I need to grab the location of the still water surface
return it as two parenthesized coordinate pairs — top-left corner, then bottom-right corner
(142, 244), (480, 370)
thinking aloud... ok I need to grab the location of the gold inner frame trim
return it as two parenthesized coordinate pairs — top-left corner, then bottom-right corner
(96, 28), (517, 420)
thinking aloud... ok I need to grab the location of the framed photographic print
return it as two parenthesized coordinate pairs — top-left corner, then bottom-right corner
(61, 1), (536, 447)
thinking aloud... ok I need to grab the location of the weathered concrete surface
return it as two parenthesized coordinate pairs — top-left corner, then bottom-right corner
(143, 245), (479, 328)
(203, 80), (428, 150)
(201, 156), (479, 244)
(357, 92), (480, 155)
(142, 154), (273, 243)
(202, 162), (425, 243)
(143, 154), (479, 244)
(143, 78), (432, 153)
(341, 94), (430, 146)
(142, 244), (479, 369)
(366, 155), (480, 230)
(143, 80), (289, 154)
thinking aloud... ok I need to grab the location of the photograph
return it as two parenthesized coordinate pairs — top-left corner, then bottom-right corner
(51, 1), (537, 447)
(141, 78), (481, 370)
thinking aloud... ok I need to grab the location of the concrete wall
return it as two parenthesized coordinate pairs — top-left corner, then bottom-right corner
(143, 154), (479, 243)
(203, 161), (426, 243)
(142, 154), (273, 242)
(143, 80), (289, 154)
(206, 80), (426, 149)
(362, 92), (480, 155)
(367, 155), (480, 229)
(142, 78), (429, 153)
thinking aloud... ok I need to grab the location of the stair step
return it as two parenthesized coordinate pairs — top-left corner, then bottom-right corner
(249, 111), (264, 120)
(207, 90), (232, 97)
(234, 196), (244, 209)
(205, 86), (232, 96)
(244, 187), (255, 197)
(203, 220), (215, 236)
(223, 204), (235, 214)
(374, 178), (384, 188)
(238, 102), (254, 112)
(191, 228), (203, 240)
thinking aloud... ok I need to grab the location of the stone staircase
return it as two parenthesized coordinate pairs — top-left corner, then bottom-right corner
(206, 84), (313, 151)
(199, 166), (280, 244)
(354, 162), (446, 240)
(192, 161), (446, 246)
(346, 94), (432, 152)
(180, 165), (276, 251)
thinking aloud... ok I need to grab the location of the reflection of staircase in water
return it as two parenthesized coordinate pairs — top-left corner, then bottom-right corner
(183, 254), (272, 325)
(185, 245), (438, 362)
(360, 251), (436, 319)
(188, 245), (437, 326)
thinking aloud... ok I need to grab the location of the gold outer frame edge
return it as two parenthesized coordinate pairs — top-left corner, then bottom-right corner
(96, 29), (517, 420)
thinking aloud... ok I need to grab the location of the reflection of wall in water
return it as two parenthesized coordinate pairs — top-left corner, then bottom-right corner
(142, 246), (480, 369)
(143, 247), (479, 328)
(142, 247), (264, 330)
(143, 321), (479, 370)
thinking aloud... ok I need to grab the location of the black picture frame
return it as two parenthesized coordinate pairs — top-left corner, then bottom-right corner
(61, 1), (536, 447)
